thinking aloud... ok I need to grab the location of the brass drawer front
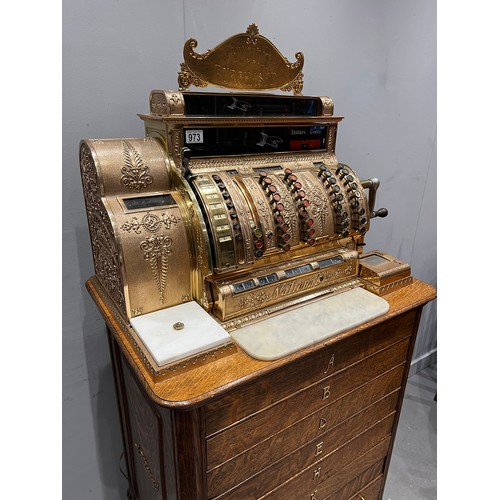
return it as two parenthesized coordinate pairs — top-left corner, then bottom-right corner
(212, 412), (394, 499)
(206, 311), (415, 435)
(207, 362), (403, 470)
(207, 391), (398, 497)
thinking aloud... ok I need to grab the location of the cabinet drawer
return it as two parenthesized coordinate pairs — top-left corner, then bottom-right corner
(326, 461), (384, 500)
(206, 311), (416, 435)
(261, 434), (391, 500)
(347, 476), (383, 500)
(208, 391), (398, 497)
(208, 362), (404, 470)
(213, 412), (394, 499)
(207, 336), (408, 472)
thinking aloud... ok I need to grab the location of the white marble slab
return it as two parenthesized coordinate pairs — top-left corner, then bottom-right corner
(230, 288), (390, 361)
(130, 301), (231, 366)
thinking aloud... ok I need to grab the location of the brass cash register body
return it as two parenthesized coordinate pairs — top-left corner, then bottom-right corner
(80, 24), (408, 368)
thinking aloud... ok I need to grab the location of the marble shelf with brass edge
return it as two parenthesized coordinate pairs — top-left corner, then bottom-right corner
(86, 276), (236, 383)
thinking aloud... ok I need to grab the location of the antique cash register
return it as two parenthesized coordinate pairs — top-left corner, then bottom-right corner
(81, 25), (435, 500)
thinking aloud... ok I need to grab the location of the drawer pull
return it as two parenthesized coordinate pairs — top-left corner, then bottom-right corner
(359, 496), (366, 500)
(319, 417), (328, 429)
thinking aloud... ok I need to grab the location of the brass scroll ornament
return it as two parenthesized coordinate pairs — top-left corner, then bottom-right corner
(178, 24), (304, 95)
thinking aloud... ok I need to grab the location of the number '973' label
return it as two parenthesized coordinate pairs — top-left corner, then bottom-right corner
(185, 130), (204, 144)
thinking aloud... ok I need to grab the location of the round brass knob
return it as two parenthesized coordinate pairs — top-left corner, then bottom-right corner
(173, 322), (184, 331)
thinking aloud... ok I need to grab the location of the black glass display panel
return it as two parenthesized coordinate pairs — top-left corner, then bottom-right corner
(253, 166), (282, 172)
(185, 126), (327, 157)
(123, 194), (175, 210)
(183, 94), (321, 117)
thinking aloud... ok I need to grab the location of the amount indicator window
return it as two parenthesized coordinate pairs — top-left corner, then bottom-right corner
(232, 280), (256, 294)
(284, 264), (313, 278)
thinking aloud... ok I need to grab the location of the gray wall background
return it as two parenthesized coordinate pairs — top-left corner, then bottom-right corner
(62, 1), (436, 498)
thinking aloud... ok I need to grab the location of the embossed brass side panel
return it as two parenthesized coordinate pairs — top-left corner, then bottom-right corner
(111, 192), (191, 317)
(150, 90), (185, 116)
(80, 141), (126, 314)
(80, 138), (196, 319)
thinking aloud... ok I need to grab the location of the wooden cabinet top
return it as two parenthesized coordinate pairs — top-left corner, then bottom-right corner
(86, 277), (436, 409)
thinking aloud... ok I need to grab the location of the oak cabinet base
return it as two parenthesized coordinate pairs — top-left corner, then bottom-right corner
(88, 278), (435, 500)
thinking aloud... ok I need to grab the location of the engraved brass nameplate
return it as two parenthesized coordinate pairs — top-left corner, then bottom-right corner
(178, 24), (304, 94)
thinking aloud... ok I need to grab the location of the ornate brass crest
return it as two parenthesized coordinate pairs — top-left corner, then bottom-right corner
(120, 140), (153, 192)
(178, 24), (304, 95)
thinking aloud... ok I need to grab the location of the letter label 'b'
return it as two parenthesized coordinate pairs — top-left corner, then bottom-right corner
(322, 386), (331, 400)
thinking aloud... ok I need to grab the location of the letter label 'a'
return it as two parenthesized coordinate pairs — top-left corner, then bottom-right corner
(323, 353), (335, 374)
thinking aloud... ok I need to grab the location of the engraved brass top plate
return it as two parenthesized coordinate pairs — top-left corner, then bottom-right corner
(178, 24), (304, 95)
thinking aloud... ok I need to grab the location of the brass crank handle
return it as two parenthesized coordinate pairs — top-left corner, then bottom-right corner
(361, 178), (388, 219)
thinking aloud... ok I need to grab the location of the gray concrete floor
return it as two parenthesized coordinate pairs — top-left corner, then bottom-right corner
(383, 363), (437, 500)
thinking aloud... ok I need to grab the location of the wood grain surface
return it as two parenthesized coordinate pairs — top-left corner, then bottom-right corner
(326, 462), (384, 500)
(205, 312), (414, 435)
(207, 365), (404, 468)
(89, 277), (436, 499)
(261, 435), (391, 500)
(207, 392), (399, 497)
(346, 476), (384, 500)
(220, 416), (394, 499)
(86, 277), (436, 408)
